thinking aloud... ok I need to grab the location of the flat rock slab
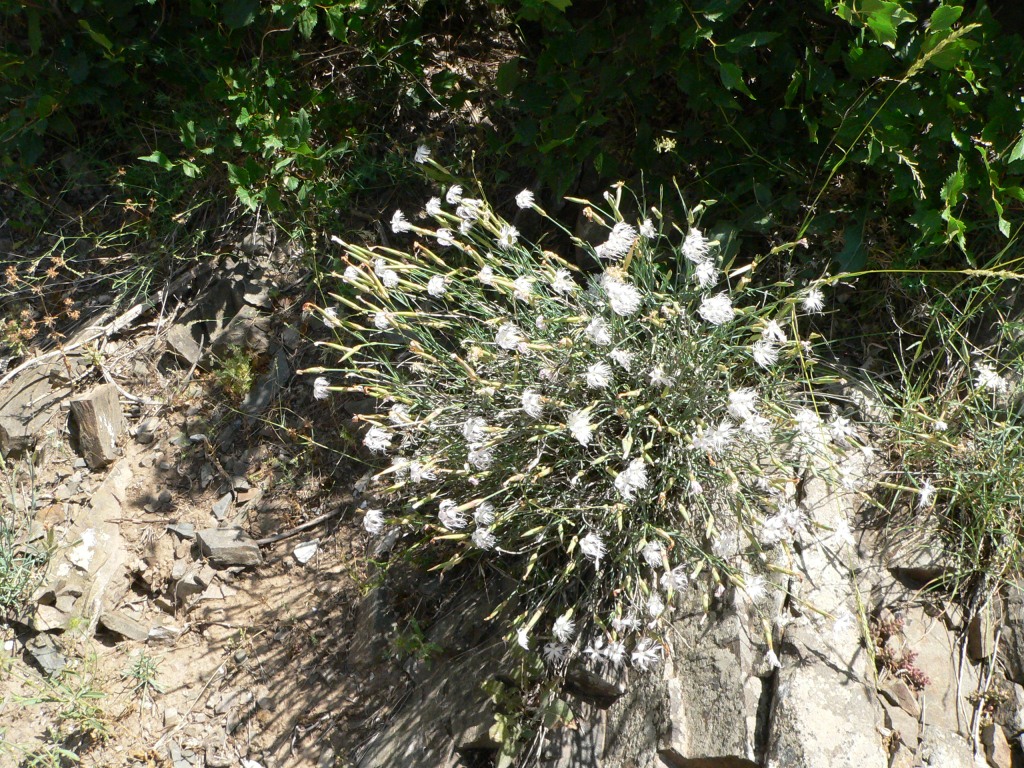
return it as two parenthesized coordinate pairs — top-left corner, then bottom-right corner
(24, 633), (67, 677)
(0, 366), (70, 456)
(70, 383), (125, 468)
(99, 611), (150, 642)
(196, 527), (263, 567)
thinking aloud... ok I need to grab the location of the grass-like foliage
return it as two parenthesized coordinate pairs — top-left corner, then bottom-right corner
(313, 171), (858, 669)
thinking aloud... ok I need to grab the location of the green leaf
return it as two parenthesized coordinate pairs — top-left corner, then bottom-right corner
(836, 212), (868, 272)
(929, 5), (963, 32)
(496, 60), (521, 96)
(138, 150), (173, 171)
(225, 161), (251, 187)
(221, 0), (259, 30)
(717, 62), (754, 98)
(27, 9), (41, 56)
(324, 6), (348, 40)
(1009, 135), (1024, 164)
(298, 7), (318, 39)
(77, 20), (114, 53)
(542, 0), (572, 10)
(721, 31), (780, 52)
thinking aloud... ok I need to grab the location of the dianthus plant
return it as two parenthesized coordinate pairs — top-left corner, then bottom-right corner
(313, 180), (844, 674)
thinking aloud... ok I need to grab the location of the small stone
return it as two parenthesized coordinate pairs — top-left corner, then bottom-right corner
(211, 305), (270, 356)
(32, 604), (70, 633)
(69, 384), (125, 469)
(196, 527), (263, 567)
(136, 417), (160, 444)
(292, 540), (319, 564)
(968, 607), (995, 660)
(256, 696), (276, 712)
(167, 523), (196, 540)
(880, 678), (921, 718)
(165, 324), (203, 366)
(164, 707), (181, 727)
(99, 611), (151, 642)
(564, 665), (625, 708)
(233, 648), (247, 664)
(212, 494), (232, 521)
(24, 633), (66, 676)
(139, 454), (154, 468)
(73, 457), (88, 469)
(215, 689), (253, 715)
(148, 624), (183, 644)
(983, 723), (1012, 768)
(158, 489), (174, 507)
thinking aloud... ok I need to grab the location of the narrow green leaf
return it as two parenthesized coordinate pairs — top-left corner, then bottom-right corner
(717, 62), (754, 98)
(1009, 135), (1024, 164)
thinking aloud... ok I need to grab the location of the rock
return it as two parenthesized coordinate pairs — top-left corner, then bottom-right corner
(211, 305), (270, 356)
(136, 416), (160, 444)
(918, 726), (975, 767)
(292, 539), (319, 564)
(99, 611), (150, 642)
(167, 523), (196, 540)
(885, 530), (952, 585)
(1007, 683), (1024, 736)
(165, 324), (203, 366)
(164, 707), (181, 728)
(0, 366), (69, 457)
(196, 527), (263, 567)
(968, 605), (995, 661)
(32, 604), (70, 633)
(148, 624), (183, 644)
(24, 633), (66, 676)
(881, 701), (920, 748)
(242, 347), (290, 414)
(157, 489), (173, 507)
(888, 742), (917, 768)
(212, 493), (232, 521)
(880, 678), (921, 718)
(69, 384), (125, 468)
(215, 689), (253, 715)
(982, 723), (1012, 768)
(564, 665), (625, 708)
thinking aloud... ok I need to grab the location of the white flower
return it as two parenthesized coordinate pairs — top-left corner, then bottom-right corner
(649, 364), (674, 387)
(343, 265), (361, 283)
(521, 389), (544, 419)
(688, 478), (703, 496)
(647, 592), (665, 618)
(435, 228), (455, 247)
(832, 609), (856, 641)
(609, 348), (633, 371)
(642, 541), (663, 568)
(802, 287), (826, 313)
(694, 259), (718, 289)
(496, 323), (524, 350)
(474, 502), (495, 526)
(741, 414), (772, 440)
(584, 636), (606, 662)
(516, 189), (535, 209)
(553, 614), (576, 642)
(414, 145), (431, 163)
(765, 649), (782, 670)
(595, 222), (638, 260)
(602, 274), (642, 316)
(694, 420), (736, 454)
(456, 198), (484, 221)
(639, 218), (656, 239)
(462, 417), (488, 444)
(829, 416), (855, 443)
(585, 361), (613, 389)
(611, 613), (640, 633)
(498, 224), (519, 250)
(567, 410), (594, 446)
(374, 312), (391, 330)
(918, 479), (937, 509)
(478, 265), (496, 285)
(517, 627), (530, 650)
(975, 362), (1009, 394)
(363, 426), (393, 453)
(661, 566), (689, 592)
(580, 531), (606, 566)
(389, 404), (411, 424)
(762, 319), (787, 343)
(426, 196), (443, 216)
(472, 527), (496, 550)
(446, 185), (463, 205)
(727, 388), (758, 421)
(682, 228), (712, 264)
(605, 640), (627, 666)
(551, 268), (577, 294)
(698, 293), (735, 325)
(513, 275), (534, 301)
(752, 340), (779, 368)
(380, 269), (399, 289)
(312, 377), (330, 400)
(438, 499), (468, 529)
(614, 458), (648, 501)
(391, 209), (413, 234)
(363, 509), (385, 535)
(585, 317), (612, 346)
(744, 575), (766, 601)
(373, 258), (389, 276)
(468, 446), (494, 470)
(426, 275), (448, 297)
(409, 462), (437, 483)
(631, 638), (662, 670)
(832, 520), (856, 547)
(933, 419), (948, 432)
(543, 642), (568, 664)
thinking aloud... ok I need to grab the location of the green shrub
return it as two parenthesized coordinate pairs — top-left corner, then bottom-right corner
(313, 170), (858, 672)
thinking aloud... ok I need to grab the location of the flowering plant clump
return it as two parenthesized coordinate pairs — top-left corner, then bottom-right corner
(311, 172), (847, 673)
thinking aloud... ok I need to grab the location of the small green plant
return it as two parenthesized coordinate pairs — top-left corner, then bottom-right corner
(0, 457), (49, 616)
(122, 651), (163, 703)
(389, 618), (443, 666)
(17, 672), (111, 750)
(212, 346), (256, 403)
(313, 171), (858, 693)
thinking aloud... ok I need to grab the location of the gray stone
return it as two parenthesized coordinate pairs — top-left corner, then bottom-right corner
(167, 523), (196, 540)
(564, 665), (624, 708)
(241, 347), (289, 414)
(99, 611), (150, 642)
(165, 324), (203, 366)
(196, 527), (263, 567)
(212, 493), (232, 521)
(917, 726), (975, 767)
(1001, 584), (1024, 685)
(881, 701), (920, 748)
(24, 633), (66, 676)
(31, 604), (70, 632)
(968, 605), (995, 661)
(880, 678), (921, 718)
(982, 723), (1012, 768)
(211, 305), (270, 356)
(136, 417), (160, 444)
(70, 384), (125, 468)
(0, 367), (69, 456)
